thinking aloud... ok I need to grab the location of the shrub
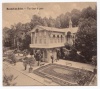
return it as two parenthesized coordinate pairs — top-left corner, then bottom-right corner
(69, 48), (77, 61)
(91, 56), (97, 66)
(3, 74), (18, 86)
(73, 69), (93, 85)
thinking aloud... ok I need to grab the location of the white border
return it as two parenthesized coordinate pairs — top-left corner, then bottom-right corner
(0, 0), (99, 89)
(0, 0), (98, 2)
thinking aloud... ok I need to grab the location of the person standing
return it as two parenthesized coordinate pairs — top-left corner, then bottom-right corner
(51, 54), (54, 64)
(23, 57), (28, 70)
(10, 53), (16, 65)
(57, 51), (60, 61)
(35, 50), (41, 66)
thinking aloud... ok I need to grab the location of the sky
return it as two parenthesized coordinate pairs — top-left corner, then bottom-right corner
(2, 2), (96, 28)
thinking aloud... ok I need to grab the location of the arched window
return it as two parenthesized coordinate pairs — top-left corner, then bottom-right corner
(35, 29), (39, 37)
(55, 35), (57, 43)
(32, 36), (34, 44)
(57, 35), (59, 43)
(53, 34), (55, 38)
(32, 33), (35, 44)
(50, 34), (53, 43)
(36, 29), (39, 33)
(53, 35), (55, 43)
(61, 35), (63, 42)
(61, 35), (64, 43)
(67, 31), (71, 41)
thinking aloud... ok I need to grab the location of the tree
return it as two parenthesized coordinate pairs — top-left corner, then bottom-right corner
(42, 17), (48, 26)
(30, 15), (42, 29)
(48, 17), (56, 27)
(10, 23), (24, 49)
(81, 7), (96, 20)
(58, 14), (65, 28)
(75, 17), (97, 62)
(64, 12), (71, 28)
(3, 65), (18, 86)
(5, 26), (16, 48)
(55, 17), (61, 28)
(22, 34), (31, 50)
(3, 27), (11, 47)
(24, 23), (31, 32)
(3, 74), (18, 86)
(71, 9), (81, 27)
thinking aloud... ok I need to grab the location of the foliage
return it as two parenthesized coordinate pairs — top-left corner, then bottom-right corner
(22, 35), (31, 50)
(6, 53), (17, 64)
(81, 6), (97, 20)
(74, 6), (97, 62)
(69, 47), (77, 59)
(71, 9), (81, 27)
(91, 56), (97, 66)
(3, 6), (97, 57)
(75, 17), (97, 62)
(73, 69), (93, 85)
(3, 74), (18, 86)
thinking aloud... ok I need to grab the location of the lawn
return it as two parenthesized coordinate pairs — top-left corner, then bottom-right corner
(33, 64), (94, 86)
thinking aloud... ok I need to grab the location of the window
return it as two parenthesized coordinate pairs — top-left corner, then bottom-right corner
(55, 38), (57, 43)
(58, 37), (60, 43)
(61, 35), (64, 43)
(50, 38), (53, 43)
(53, 35), (55, 38)
(32, 38), (34, 44)
(57, 35), (59, 43)
(34, 32), (36, 37)
(39, 39), (42, 44)
(53, 35), (55, 43)
(62, 37), (64, 42)
(36, 29), (39, 33)
(44, 31), (46, 36)
(61, 35), (63, 42)
(35, 37), (37, 44)
(39, 32), (42, 36)
(44, 39), (46, 44)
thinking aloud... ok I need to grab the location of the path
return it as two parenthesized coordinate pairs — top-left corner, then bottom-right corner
(3, 63), (44, 86)
(3, 59), (97, 86)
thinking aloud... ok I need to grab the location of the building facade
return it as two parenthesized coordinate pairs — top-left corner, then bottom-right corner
(30, 20), (78, 62)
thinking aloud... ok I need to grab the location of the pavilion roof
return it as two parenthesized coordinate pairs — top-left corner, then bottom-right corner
(31, 25), (78, 34)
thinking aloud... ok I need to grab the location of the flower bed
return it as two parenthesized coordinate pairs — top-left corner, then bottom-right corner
(33, 64), (94, 86)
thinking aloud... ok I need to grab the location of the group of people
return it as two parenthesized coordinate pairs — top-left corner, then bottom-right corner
(23, 50), (43, 71)
(9, 49), (61, 71)
(34, 50), (43, 66)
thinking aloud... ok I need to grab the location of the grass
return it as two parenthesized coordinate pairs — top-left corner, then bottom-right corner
(33, 64), (94, 86)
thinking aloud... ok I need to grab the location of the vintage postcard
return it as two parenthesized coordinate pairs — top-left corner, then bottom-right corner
(2, 2), (97, 86)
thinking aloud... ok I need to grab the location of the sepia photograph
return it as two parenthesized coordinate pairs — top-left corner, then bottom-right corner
(2, 2), (97, 86)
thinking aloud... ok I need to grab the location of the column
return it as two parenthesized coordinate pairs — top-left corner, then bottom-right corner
(31, 33), (32, 44)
